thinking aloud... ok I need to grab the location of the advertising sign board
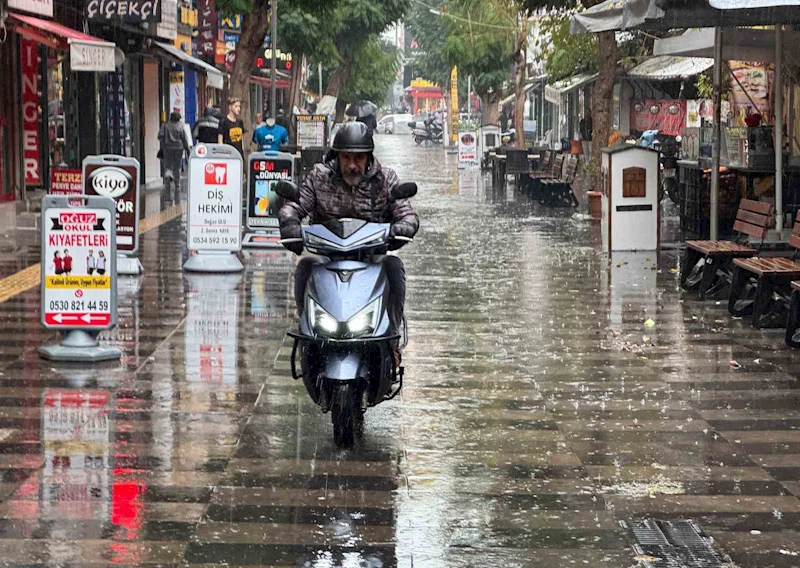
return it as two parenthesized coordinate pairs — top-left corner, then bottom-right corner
(296, 115), (328, 148)
(41, 196), (116, 330)
(458, 130), (479, 168)
(82, 155), (140, 254)
(247, 152), (293, 231)
(187, 144), (243, 252)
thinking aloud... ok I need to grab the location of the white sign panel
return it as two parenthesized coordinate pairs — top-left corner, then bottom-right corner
(8, 0), (53, 17)
(188, 144), (243, 251)
(458, 131), (479, 167)
(41, 199), (116, 329)
(69, 40), (116, 72)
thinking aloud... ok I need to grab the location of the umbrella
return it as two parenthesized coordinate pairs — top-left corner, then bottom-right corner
(346, 100), (378, 118)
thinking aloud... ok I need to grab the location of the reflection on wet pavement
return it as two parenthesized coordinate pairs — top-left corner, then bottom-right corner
(0, 136), (798, 566)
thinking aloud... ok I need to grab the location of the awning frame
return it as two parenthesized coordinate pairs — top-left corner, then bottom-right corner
(153, 41), (224, 90)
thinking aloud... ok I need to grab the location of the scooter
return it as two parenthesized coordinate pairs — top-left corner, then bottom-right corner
(408, 119), (443, 145)
(275, 181), (417, 448)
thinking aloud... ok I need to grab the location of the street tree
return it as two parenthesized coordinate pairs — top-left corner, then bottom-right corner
(310, 38), (401, 121)
(524, 0), (617, 171)
(323, 0), (408, 102)
(219, 0), (338, 137)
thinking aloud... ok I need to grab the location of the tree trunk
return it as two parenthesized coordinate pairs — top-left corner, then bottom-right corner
(324, 55), (352, 98)
(590, 30), (616, 175)
(481, 91), (501, 126)
(287, 51), (304, 144)
(513, 15), (529, 147)
(335, 98), (347, 123)
(229, 0), (269, 133)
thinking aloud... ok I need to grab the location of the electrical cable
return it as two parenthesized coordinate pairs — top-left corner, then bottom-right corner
(409, 0), (514, 31)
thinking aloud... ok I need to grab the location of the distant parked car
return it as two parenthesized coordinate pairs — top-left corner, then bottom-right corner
(377, 114), (413, 135)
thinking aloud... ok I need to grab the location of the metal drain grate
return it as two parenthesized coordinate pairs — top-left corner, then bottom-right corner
(623, 520), (737, 568)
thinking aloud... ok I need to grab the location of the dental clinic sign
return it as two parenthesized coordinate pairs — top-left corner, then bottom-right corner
(187, 144), (242, 251)
(87, 0), (161, 23)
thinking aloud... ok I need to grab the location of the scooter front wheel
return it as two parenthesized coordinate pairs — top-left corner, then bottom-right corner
(330, 382), (363, 448)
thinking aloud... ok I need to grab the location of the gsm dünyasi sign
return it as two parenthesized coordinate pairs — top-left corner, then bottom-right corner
(87, 0), (161, 23)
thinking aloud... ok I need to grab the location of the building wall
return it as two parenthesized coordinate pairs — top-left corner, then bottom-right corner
(143, 60), (162, 183)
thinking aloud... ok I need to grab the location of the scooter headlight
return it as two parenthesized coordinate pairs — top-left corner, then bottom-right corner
(346, 299), (380, 336)
(309, 299), (340, 336)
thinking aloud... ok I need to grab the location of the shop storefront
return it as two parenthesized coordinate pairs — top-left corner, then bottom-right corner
(0, 10), (116, 200)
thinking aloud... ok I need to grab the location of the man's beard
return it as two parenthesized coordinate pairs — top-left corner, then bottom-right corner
(343, 173), (362, 187)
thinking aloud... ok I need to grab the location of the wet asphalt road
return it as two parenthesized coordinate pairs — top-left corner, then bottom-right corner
(0, 135), (799, 566)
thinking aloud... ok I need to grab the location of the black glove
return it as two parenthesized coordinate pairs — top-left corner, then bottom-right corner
(388, 223), (413, 251)
(280, 223), (304, 255)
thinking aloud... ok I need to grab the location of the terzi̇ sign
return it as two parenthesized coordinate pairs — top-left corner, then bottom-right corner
(87, 0), (161, 23)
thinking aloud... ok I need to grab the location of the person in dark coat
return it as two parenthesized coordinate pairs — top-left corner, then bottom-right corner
(193, 106), (220, 144)
(159, 112), (191, 196)
(279, 122), (419, 337)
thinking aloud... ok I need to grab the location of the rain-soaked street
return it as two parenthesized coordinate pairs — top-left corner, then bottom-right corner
(1, 134), (800, 567)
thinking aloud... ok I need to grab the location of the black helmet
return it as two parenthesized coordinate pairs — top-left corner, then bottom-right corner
(332, 122), (374, 153)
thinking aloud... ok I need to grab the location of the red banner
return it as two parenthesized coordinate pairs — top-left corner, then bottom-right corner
(197, 0), (218, 58)
(21, 39), (41, 186)
(630, 99), (687, 137)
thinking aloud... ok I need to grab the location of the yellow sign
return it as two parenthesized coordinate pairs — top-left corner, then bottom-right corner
(450, 67), (458, 144)
(46, 275), (110, 289)
(411, 78), (436, 88)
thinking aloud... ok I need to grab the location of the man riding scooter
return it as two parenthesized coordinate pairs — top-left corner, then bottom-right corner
(278, 122), (420, 363)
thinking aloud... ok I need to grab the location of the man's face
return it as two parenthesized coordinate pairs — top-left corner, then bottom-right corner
(339, 152), (369, 186)
(230, 101), (241, 117)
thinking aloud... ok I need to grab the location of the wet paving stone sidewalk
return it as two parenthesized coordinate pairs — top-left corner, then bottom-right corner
(0, 136), (797, 566)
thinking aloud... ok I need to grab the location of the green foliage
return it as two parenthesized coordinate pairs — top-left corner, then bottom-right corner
(407, 0), (451, 88)
(279, 0), (339, 61)
(331, 0), (408, 58)
(341, 40), (400, 104)
(311, 39), (400, 105)
(538, 10), (598, 81)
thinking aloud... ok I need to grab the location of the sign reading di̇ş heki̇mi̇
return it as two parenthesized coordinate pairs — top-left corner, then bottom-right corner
(42, 208), (113, 329)
(188, 144), (242, 251)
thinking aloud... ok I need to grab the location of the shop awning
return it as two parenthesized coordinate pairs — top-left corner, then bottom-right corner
(544, 73), (598, 106)
(153, 41), (224, 90)
(571, 0), (800, 34)
(654, 28), (800, 63)
(499, 75), (546, 106)
(626, 56), (714, 81)
(249, 75), (290, 89)
(8, 13), (117, 72)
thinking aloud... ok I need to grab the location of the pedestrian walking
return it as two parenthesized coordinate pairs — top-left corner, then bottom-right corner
(193, 106), (220, 144)
(499, 108), (509, 132)
(158, 112), (191, 199)
(218, 98), (245, 158)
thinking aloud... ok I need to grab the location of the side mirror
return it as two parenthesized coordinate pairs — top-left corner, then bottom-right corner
(392, 182), (417, 201)
(275, 181), (300, 202)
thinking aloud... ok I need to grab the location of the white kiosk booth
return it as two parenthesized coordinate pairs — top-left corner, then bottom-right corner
(479, 125), (501, 169)
(601, 145), (660, 252)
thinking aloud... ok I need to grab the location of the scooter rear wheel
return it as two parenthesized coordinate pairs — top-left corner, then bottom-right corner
(414, 135), (424, 145)
(330, 382), (363, 448)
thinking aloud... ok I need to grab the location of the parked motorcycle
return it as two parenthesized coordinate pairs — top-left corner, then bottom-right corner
(276, 180), (417, 448)
(408, 118), (443, 145)
(636, 130), (681, 204)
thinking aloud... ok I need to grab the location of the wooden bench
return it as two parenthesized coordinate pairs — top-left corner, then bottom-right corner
(524, 153), (563, 197)
(538, 155), (579, 207)
(682, 199), (773, 299)
(728, 211), (800, 328)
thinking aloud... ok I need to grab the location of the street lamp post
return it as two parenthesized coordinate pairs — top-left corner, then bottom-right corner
(270, 0), (277, 118)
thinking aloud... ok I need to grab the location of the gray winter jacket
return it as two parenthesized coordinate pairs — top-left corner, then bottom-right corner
(279, 155), (419, 239)
(159, 120), (190, 152)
